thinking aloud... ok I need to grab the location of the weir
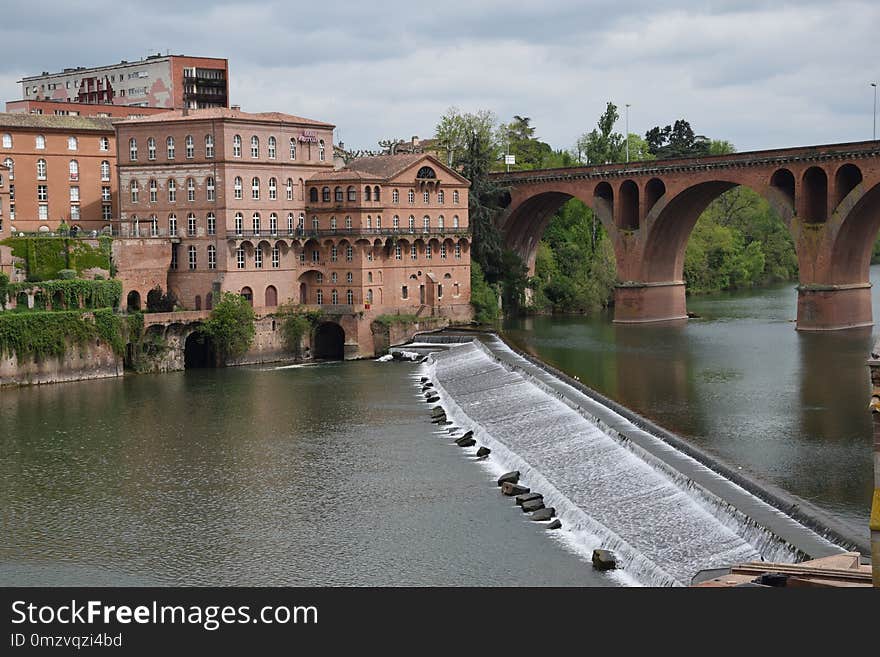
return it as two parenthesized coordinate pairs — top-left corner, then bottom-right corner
(423, 335), (849, 586)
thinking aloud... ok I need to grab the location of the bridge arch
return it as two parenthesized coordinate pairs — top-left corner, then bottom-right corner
(184, 331), (217, 368)
(313, 322), (345, 360)
(618, 180), (639, 230)
(801, 166), (829, 223)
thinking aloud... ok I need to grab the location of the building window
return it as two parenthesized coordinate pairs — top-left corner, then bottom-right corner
(345, 216), (352, 230)
(268, 177), (277, 200)
(166, 136), (175, 159)
(270, 213), (278, 234)
(188, 213), (197, 236)
(289, 138), (296, 159)
(254, 246), (263, 269)
(408, 190), (415, 203)
(438, 190), (445, 204)
(330, 217), (337, 232)
(207, 212), (216, 235)
(410, 244), (417, 260)
(68, 136), (77, 151)
(312, 216), (319, 231)
(367, 289), (373, 304)
(187, 178), (195, 202)
(438, 284), (443, 299)
(234, 176), (242, 199)
(346, 289), (353, 304)
(170, 244), (178, 270)
(364, 186), (371, 201)
(130, 180), (139, 203)
(236, 247), (245, 269)
(374, 186), (380, 201)
(39, 204), (49, 220)
(319, 139), (325, 161)
(37, 184), (48, 201)
(426, 244), (432, 259)
(298, 213), (305, 231)
(423, 191), (429, 203)
(252, 212), (261, 234)
(322, 187), (330, 202)
(147, 137), (156, 160)
(312, 249), (319, 262)
(408, 216), (415, 232)
(129, 138), (138, 161)
(70, 186), (80, 202)
(309, 187), (318, 203)
(268, 136), (276, 159)
(317, 289), (324, 305)
(250, 135), (259, 158)
(69, 160), (78, 181)
(335, 187), (343, 202)
(3, 158), (12, 180)
(205, 134), (214, 158)
(102, 205), (112, 221)
(346, 272), (353, 283)
(102, 186), (111, 202)
(252, 177), (260, 200)
(1, 134), (11, 148)
(437, 215), (444, 230)
(207, 177), (215, 201)
(348, 186), (356, 202)
(168, 214), (177, 236)
(36, 135), (46, 150)
(287, 213), (294, 233)
(233, 135), (242, 157)
(208, 244), (216, 269)
(185, 135), (194, 158)
(299, 249), (305, 264)
(37, 159), (47, 180)
(395, 244), (401, 260)
(401, 285), (408, 299)
(453, 215), (459, 228)
(167, 179), (176, 202)
(423, 216), (430, 232)
(272, 247), (280, 268)
(286, 178), (293, 201)
(453, 190), (460, 204)
(331, 289), (338, 304)
(346, 245), (353, 262)
(440, 243), (447, 258)
(331, 272), (338, 284)
(235, 213), (243, 235)
(331, 245), (338, 262)
(455, 243), (462, 258)
(150, 216), (158, 237)
(188, 245), (197, 270)
(101, 160), (111, 181)
(392, 189), (399, 203)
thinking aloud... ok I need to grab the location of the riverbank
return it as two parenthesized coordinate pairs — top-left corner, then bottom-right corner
(417, 331), (866, 585)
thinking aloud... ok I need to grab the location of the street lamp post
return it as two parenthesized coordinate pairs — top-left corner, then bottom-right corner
(625, 103), (631, 163)
(872, 83), (877, 141)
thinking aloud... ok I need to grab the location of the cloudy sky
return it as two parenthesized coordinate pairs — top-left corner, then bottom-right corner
(1, 0), (878, 153)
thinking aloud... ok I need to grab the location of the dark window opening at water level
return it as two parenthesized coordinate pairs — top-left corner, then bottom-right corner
(313, 322), (344, 360)
(184, 332), (217, 368)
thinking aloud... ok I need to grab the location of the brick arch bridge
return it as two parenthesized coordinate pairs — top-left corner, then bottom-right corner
(493, 140), (880, 330)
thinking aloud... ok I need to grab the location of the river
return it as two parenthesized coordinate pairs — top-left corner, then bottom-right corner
(0, 360), (613, 586)
(503, 265), (880, 535)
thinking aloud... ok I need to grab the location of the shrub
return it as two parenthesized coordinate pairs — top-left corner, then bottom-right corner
(202, 292), (256, 361)
(58, 269), (76, 280)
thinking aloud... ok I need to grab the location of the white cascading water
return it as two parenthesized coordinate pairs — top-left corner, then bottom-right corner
(423, 339), (839, 587)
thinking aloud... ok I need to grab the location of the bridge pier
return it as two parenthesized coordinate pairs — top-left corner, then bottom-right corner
(796, 283), (873, 331)
(613, 281), (688, 324)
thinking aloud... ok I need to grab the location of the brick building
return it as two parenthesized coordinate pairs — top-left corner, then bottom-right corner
(114, 108), (471, 335)
(5, 99), (169, 119)
(0, 163), (9, 237)
(0, 114), (117, 233)
(19, 54), (229, 110)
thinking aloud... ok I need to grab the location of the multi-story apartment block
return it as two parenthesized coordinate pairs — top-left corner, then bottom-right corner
(114, 108), (472, 328)
(0, 114), (117, 233)
(19, 54), (229, 110)
(5, 99), (169, 119)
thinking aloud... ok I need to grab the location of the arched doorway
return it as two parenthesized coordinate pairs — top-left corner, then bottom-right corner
(265, 285), (278, 307)
(240, 286), (253, 306)
(313, 322), (345, 360)
(300, 282), (307, 304)
(184, 331), (217, 368)
(127, 290), (141, 311)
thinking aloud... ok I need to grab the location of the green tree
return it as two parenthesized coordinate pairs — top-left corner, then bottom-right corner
(202, 292), (255, 362)
(577, 102), (626, 164)
(645, 119), (711, 159)
(470, 261), (499, 323)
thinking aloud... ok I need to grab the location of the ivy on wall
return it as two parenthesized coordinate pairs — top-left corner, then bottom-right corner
(0, 308), (124, 363)
(2, 279), (122, 311)
(0, 236), (112, 281)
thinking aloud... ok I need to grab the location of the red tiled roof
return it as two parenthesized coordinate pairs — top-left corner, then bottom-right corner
(347, 153), (426, 178)
(118, 107), (334, 128)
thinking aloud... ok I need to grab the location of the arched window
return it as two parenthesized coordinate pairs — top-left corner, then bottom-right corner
(322, 187), (331, 202)
(36, 159), (47, 180)
(206, 176), (215, 201)
(408, 190), (415, 203)
(252, 177), (260, 200)
(207, 212), (215, 235)
(206, 292), (214, 309)
(373, 186), (380, 201)
(317, 289), (324, 304)
(392, 189), (399, 203)
(130, 179), (139, 203)
(268, 177), (277, 200)
(166, 136), (175, 159)
(367, 289), (373, 304)
(254, 245), (263, 269)
(438, 190), (445, 204)
(236, 247), (245, 269)
(330, 216), (337, 232)
(187, 177), (196, 202)
(364, 186), (372, 201)
(426, 243), (432, 259)
(453, 190), (460, 204)
(68, 136), (78, 151)
(287, 213), (294, 233)
(1, 133), (11, 148)
(167, 178), (176, 202)
(393, 216), (400, 230)
(319, 139), (325, 161)
(394, 244), (402, 260)
(408, 215), (415, 232)
(331, 245), (338, 261)
(440, 243), (447, 259)
(252, 212), (261, 234)
(331, 289), (339, 304)
(438, 215), (444, 230)
(310, 187), (319, 203)
(266, 285), (278, 305)
(168, 213), (178, 236)
(453, 215), (459, 228)
(298, 213), (305, 231)
(455, 242), (462, 259)
(268, 136), (276, 159)
(312, 216), (319, 231)
(345, 216), (352, 230)
(423, 190), (430, 203)
(205, 134), (214, 158)
(286, 178), (293, 201)
(185, 135), (194, 158)
(233, 134), (242, 157)
(346, 245), (353, 262)
(417, 166), (436, 179)
(234, 212), (243, 235)
(270, 213), (278, 234)
(367, 272), (373, 283)
(410, 244), (417, 260)
(289, 138), (297, 159)
(35, 135), (46, 150)
(250, 135), (259, 158)
(347, 186), (356, 201)
(347, 289), (353, 304)
(129, 138), (138, 161)
(149, 178), (157, 203)
(335, 186), (343, 202)
(423, 216), (430, 232)
(188, 245), (197, 270)
(234, 176), (243, 199)
(147, 137), (156, 160)
(187, 213), (196, 236)
(150, 215), (158, 237)
(101, 160), (110, 181)
(208, 244), (216, 270)
(69, 159), (78, 180)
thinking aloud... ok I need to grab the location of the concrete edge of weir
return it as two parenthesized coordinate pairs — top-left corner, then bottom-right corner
(413, 326), (871, 558)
